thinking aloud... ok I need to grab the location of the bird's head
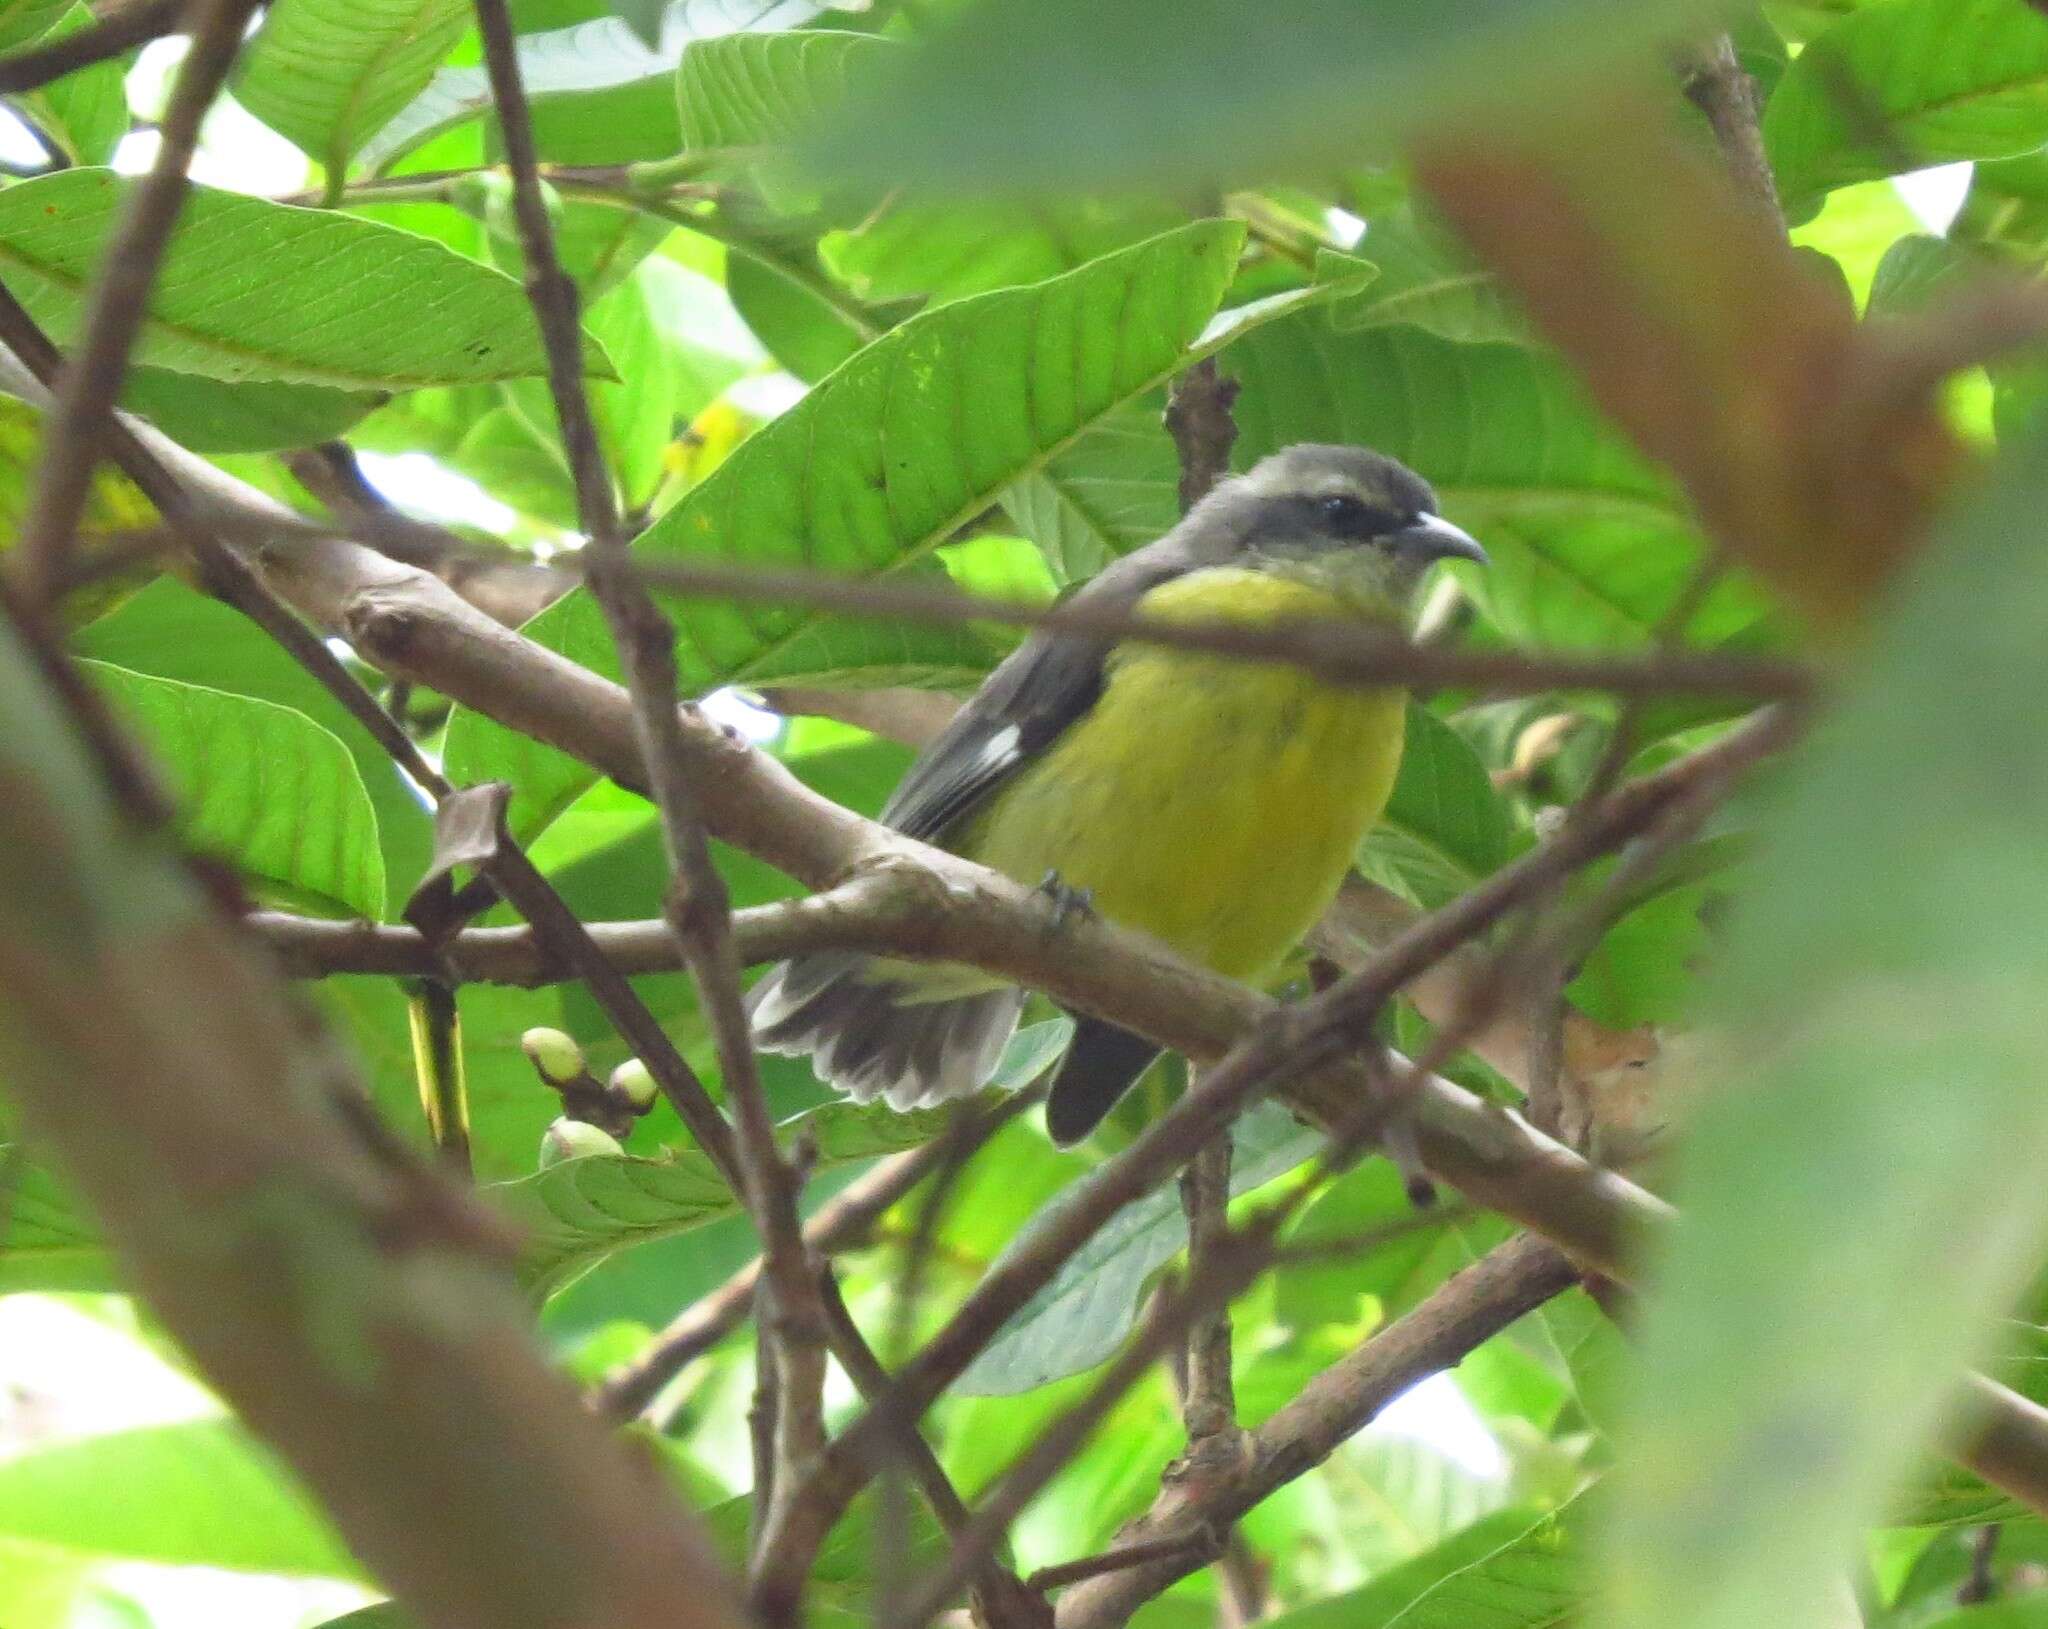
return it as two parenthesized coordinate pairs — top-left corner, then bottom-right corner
(1210, 443), (1487, 617)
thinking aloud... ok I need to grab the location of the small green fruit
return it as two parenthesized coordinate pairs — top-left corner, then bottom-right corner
(610, 1058), (658, 1111)
(539, 1116), (624, 1168)
(521, 1026), (585, 1086)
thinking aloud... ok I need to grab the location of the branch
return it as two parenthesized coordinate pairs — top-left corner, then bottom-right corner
(472, 0), (830, 1594)
(591, 1086), (1044, 1421)
(1163, 357), (1240, 512)
(20, 353), (2047, 1534)
(1052, 1234), (1580, 1628)
(14, 0), (258, 601)
(0, 602), (745, 1629)
(0, 0), (187, 95)
(1678, 33), (1783, 228)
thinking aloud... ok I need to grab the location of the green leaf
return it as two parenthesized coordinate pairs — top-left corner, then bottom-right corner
(84, 662), (385, 918)
(498, 1098), (953, 1297)
(504, 257), (759, 508)
(806, 0), (1739, 197)
(825, 198), (1188, 309)
(1954, 150), (2048, 263)
(1260, 1503), (1576, 1629)
(1001, 395), (1181, 581)
(0, 1153), (114, 1292)
(0, 1421), (361, 1578)
(235, 0), (471, 174)
(1361, 703), (1514, 910)
(1596, 418), (2048, 1629)
(0, 170), (612, 389)
(1764, 0), (2048, 221)
(1867, 233), (1995, 318)
(446, 220), (1332, 837)
(0, 0), (73, 47)
(958, 1103), (1322, 1395)
(74, 578), (433, 904)
(117, 369), (380, 455)
(0, 394), (158, 622)
(8, 3), (128, 166)
(358, 0), (828, 172)
(1327, 223), (1528, 346)
(677, 29), (887, 156)
(1227, 317), (1765, 650)
(1915, 1601), (2048, 1629)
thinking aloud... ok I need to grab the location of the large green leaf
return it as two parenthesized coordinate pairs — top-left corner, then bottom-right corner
(1227, 316), (1768, 649)
(1001, 395), (1181, 581)
(0, 170), (610, 389)
(1361, 703), (1515, 910)
(0, 1421), (361, 1579)
(445, 221), (1344, 837)
(676, 28), (886, 156)
(957, 1103), (1322, 1395)
(84, 662), (385, 919)
(805, 0), (1738, 196)
(73, 578), (433, 906)
(235, 0), (471, 175)
(358, 0), (827, 172)
(1764, 0), (2048, 220)
(1596, 417), (2048, 1629)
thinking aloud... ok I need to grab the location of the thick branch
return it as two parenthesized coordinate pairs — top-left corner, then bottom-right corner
(0, 609), (744, 1629)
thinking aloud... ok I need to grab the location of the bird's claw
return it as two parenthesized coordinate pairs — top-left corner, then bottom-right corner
(1037, 870), (1096, 930)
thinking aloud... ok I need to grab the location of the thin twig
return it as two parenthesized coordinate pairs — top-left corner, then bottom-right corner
(76, 505), (1819, 705)
(469, 0), (830, 1606)
(1051, 1235), (1579, 1628)
(893, 1205), (1537, 1627)
(592, 1100), (1033, 1420)
(1679, 33), (1783, 229)
(1027, 1533), (1222, 1595)
(0, 0), (188, 95)
(13, 0), (259, 602)
(1178, 1136), (1238, 1441)
(1163, 358), (1241, 514)
(815, 1266), (1047, 1629)
(1958, 1523), (2001, 1605)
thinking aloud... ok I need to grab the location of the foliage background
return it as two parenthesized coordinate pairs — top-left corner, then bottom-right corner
(2, 1), (2047, 1627)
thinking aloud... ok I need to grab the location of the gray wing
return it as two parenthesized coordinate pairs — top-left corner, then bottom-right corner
(880, 544), (1193, 842)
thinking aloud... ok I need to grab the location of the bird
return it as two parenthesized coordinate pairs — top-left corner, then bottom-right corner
(750, 442), (1488, 1146)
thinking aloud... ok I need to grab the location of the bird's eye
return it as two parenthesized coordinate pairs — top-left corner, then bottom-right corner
(1318, 494), (1371, 534)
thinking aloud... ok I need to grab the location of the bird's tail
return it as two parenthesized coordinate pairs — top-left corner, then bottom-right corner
(1043, 1018), (1162, 1146)
(749, 952), (1025, 1112)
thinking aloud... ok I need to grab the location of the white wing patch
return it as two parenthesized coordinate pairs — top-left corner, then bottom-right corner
(977, 723), (1023, 771)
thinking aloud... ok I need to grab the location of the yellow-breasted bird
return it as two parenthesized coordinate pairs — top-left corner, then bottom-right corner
(750, 443), (1487, 1145)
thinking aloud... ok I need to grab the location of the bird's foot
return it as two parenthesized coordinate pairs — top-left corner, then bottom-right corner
(1036, 870), (1096, 930)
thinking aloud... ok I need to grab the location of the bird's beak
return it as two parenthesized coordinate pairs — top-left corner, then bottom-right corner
(1393, 513), (1488, 567)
